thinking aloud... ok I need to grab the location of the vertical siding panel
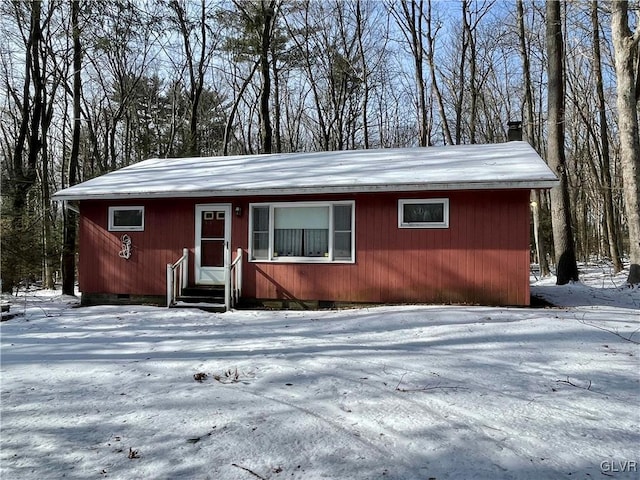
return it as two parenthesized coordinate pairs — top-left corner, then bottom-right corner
(520, 193), (531, 305)
(373, 195), (384, 303)
(370, 196), (381, 302)
(510, 197), (521, 304)
(459, 193), (469, 303)
(449, 193), (463, 303)
(435, 222), (444, 299)
(478, 194), (489, 303)
(407, 228), (416, 302)
(497, 197), (509, 304)
(467, 194), (477, 303)
(359, 195), (372, 301)
(503, 198), (511, 304)
(381, 195), (390, 302)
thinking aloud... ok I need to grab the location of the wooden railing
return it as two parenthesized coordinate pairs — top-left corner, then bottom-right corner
(166, 248), (188, 307)
(227, 247), (243, 310)
(167, 247), (242, 311)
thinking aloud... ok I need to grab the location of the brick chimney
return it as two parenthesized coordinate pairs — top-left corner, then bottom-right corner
(507, 121), (522, 141)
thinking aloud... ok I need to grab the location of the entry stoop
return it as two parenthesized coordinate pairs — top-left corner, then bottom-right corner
(173, 285), (226, 312)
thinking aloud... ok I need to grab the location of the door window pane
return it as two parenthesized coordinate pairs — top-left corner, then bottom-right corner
(201, 211), (224, 237)
(201, 239), (224, 267)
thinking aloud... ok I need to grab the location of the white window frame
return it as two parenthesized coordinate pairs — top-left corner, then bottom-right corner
(398, 198), (449, 229)
(108, 206), (145, 231)
(249, 200), (355, 263)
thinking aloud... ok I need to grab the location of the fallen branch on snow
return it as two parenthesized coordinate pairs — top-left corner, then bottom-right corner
(555, 376), (592, 391)
(396, 385), (468, 392)
(395, 373), (468, 392)
(576, 314), (640, 345)
(231, 463), (266, 479)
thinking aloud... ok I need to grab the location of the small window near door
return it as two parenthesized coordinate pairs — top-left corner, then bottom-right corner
(398, 199), (449, 228)
(108, 206), (145, 231)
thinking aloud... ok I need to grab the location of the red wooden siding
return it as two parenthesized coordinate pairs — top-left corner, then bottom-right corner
(78, 189), (531, 306)
(79, 199), (195, 295)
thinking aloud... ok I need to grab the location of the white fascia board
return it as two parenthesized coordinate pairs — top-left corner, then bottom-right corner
(52, 179), (559, 202)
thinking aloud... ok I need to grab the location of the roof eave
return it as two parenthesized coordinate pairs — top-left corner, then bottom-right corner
(52, 179), (559, 202)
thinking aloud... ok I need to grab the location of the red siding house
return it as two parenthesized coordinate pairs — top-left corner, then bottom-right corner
(53, 142), (558, 309)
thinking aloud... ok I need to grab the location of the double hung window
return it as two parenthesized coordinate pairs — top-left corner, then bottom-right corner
(250, 201), (354, 262)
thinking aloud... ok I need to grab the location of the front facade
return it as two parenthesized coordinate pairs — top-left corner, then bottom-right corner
(78, 189), (531, 306)
(56, 142), (558, 308)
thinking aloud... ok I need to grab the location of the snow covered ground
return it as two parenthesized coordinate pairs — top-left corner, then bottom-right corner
(1, 265), (638, 480)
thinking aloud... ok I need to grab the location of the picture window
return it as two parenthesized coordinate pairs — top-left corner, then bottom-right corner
(249, 201), (354, 262)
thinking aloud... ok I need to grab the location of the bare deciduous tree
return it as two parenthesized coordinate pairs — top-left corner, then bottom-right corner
(611, 0), (640, 284)
(62, 0), (82, 296)
(591, 0), (622, 273)
(546, 0), (579, 284)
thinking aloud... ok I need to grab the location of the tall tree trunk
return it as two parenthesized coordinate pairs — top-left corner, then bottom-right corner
(611, 1), (640, 284)
(355, 0), (370, 149)
(270, 49), (282, 153)
(425, 0), (453, 145)
(41, 77), (58, 289)
(592, 1), (623, 273)
(462, 0), (477, 144)
(517, 0), (549, 276)
(223, 60), (260, 155)
(2, 1), (44, 293)
(454, 1), (468, 145)
(259, 0), (275, 154)
(545, 1), (579, 284)
(62, 0), (82, 296)
(392, 0), (429, 147)
(171, 0), (207, 157)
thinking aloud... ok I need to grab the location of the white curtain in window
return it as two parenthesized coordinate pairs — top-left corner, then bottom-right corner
(274, 207), (329, 257)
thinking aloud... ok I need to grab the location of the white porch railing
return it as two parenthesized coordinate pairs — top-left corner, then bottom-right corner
(167, 247), (242, 311)
(166, 248), (189, 307)
(227, 247), (243, 310)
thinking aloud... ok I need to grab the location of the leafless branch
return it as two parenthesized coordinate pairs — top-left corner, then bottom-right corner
(231, 463), (266, 480)
(556, 376), (592, 391)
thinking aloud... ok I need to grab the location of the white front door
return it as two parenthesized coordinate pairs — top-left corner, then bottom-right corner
(195, 204), (231, 285)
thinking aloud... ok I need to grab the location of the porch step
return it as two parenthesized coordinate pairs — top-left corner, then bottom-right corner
(173, 285), (226, 312)
(181, 285), (225, 298)
(172, 300), (226, 313)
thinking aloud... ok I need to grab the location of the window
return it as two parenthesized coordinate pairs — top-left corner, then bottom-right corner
(250, 201), (354, 262)
(108, 206), (145, 231)
(398, 199), (449, 228)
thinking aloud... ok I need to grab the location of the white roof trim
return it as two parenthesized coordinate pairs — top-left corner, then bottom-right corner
(53, 142), (559, 201)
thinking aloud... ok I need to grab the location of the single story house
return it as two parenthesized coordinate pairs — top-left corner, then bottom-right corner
(53, 141), (558, 309)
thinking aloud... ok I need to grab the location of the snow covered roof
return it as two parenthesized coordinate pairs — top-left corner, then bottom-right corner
(53, 141), (558, 201)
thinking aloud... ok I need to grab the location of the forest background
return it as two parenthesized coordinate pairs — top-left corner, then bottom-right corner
(1, 0), (639, 293)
